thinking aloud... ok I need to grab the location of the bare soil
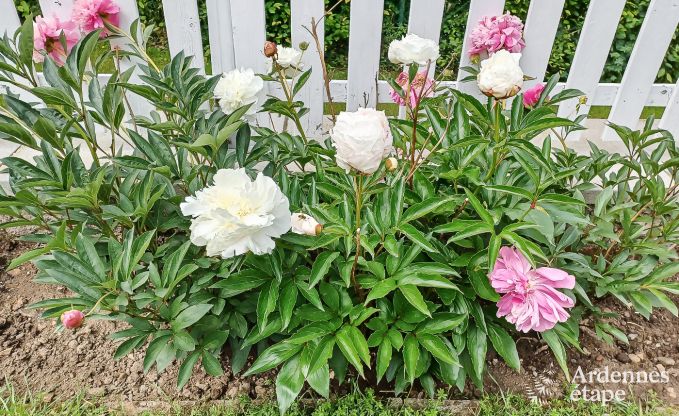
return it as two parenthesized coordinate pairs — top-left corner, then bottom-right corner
(0, 229), (677, 406)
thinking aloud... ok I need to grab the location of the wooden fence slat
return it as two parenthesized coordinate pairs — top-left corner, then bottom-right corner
(206, 0), (235, 75)
(556, 0), (625, 141)
(659, 82), (679, 140)
(346, 0), (384, 110)
(109, 0), (151, 116)
(0, 0), (20, 36)
(407, 0), (445, 77)
(603, 0), (679, 141)
(37, 0), (74, 20)
(291, 0), (325, 135)
(457, 0), (505, 97)
(229, 0), (267, 73)
(520, 0), (565, 89)
(161, 0), (205, 71)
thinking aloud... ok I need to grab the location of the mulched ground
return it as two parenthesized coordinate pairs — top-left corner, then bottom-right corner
(0, 228), (677, 406)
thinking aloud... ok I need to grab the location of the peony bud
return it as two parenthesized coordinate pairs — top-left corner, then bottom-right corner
(522, 83), (545, 108)
(291, 213), (322, 236)
(61, 310), (84, 329)
(298, 41), (309, 51)
(385, 157), (398, 171)
(477, 50), (524, 99)
(264, 41), (278, 58)
(331, 108), (393, 174)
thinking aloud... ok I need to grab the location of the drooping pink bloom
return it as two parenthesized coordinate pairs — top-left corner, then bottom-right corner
(389, 71), (434, 108)
(469, 13), (525, 58)
(523, 83), (545, 107)
(61, 310), (85, 329)
(33, 15), (79, 66)
(489, 247), (575, 333)
(72, 0), (121, 37)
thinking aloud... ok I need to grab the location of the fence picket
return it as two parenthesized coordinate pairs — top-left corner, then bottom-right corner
(457, 0), (505, 97)
(229, 0), (267, 73)
(291, 0), (325, 135)
(659, 82), (679, 139)
(520, 0), (565, 89)
(346, 0), (384, 110)
(603, 0), (679, 141)
(556, 0), (625, 141)
(0, 0), (20, 36)
(37, 0), (74, 19)
(206, 0), (235, 75)
(407, 0), (445, 76)
(161, 0), (204, 71)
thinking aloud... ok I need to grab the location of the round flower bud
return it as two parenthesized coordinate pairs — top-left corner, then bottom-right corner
(388, 34), (440, 65)
(291, 213), (322, 236)
(477, 50), (524, 99)
(385, 157), (398, 171)
(264, 41), (278, 58)
(331, 108), (393, 175)
(61, 310), (85, 329)
(298, 41), (309, 51)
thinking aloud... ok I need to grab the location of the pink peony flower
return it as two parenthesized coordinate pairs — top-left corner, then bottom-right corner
(469, 13), (525, 58)
(389, 71), (434, 108)
(33, 15), (79, 66)
(72, 0), (121, 37)
(523, 83), (545, 108)
(489, 247), (575, 333)
(60, 310), (85, 329)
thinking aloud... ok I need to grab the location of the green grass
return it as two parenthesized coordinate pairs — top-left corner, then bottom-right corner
(0, 383), (669, 416)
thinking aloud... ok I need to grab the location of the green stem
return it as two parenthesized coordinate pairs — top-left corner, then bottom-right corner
(484, 100), (503, 181)
(350, 174), (366, 300)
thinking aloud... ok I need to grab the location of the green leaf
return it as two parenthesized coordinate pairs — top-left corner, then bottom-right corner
(399, 223), (436, 253)
(399, 285), (431, 317)
(400, 197), (452, 225)
(19, 17), (34, 69)
(308, 251), (340, 288)
(171, 304), (213, 331)
(244, 342), (302, 376)
(276, 353), (305, 415)
(542, 330), (570, 380)
(417, 313), (466, 334)
(464, 189), (494, 226)
(418, 333), (457, 365)
(376, 338), (392, 382)
(487, 324), (520, 371)
(468, 269), (500, 302)
(403, 334), (420, 383)
(485, 185), (533, 200)
(307, 363), (330, 398)
(364, 277), (398, 303)
(177, 351), (200, 389)
(466, 325), (487, 382)
(235, 124), (251, 167)
(335, 326), (365, 377)
(201, 351), (224, 376)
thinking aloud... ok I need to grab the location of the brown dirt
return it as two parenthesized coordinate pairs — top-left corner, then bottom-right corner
(0, 228), (678, 406)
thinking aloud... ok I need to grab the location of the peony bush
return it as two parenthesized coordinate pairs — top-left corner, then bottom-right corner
(1, 8), (678, 414)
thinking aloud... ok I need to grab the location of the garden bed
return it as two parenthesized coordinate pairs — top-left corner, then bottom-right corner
(1, 228), (677, 408)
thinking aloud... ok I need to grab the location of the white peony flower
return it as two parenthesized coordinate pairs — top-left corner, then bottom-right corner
(331, 108), (393, 174)
(271, 46), (304, 77)
(214, 68), (264, 117)
(477, 50), (524, 99)
(180, 168), (291, 258)
(291, 213), (322, 236)
(388, 34), (440, 65)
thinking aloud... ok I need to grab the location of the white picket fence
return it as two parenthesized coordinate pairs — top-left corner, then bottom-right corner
(1, 0), (679, 143)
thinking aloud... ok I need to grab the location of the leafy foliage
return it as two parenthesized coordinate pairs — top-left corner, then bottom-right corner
(0, 17), (678, 415)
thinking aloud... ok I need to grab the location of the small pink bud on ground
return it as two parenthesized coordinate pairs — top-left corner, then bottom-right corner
(61, 310), (84, 329)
